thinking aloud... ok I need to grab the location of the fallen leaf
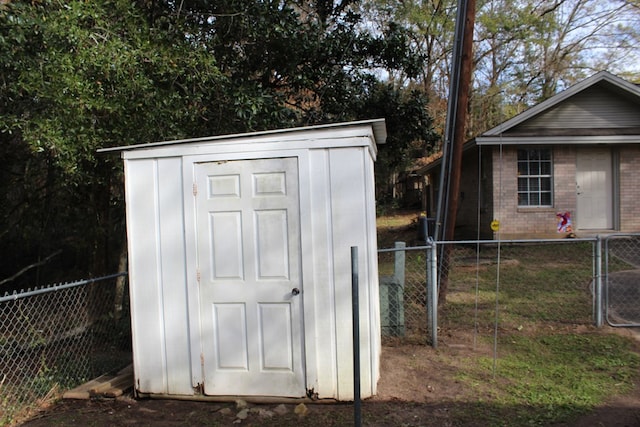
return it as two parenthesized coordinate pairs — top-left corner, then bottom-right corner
(294, 403), (309, 417)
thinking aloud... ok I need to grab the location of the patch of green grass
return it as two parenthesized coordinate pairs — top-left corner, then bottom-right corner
(452, 333), (640, 426)
(445, 242), (595, 328)
(433, 242), (639, 425)
(376, 210), (421, 248)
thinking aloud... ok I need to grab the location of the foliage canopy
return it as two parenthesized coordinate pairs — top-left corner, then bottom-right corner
(4, 0), (638, 283)
(0, 0), (435, 283)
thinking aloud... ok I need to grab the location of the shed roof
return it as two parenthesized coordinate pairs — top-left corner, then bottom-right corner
(98, 119), (386, 154)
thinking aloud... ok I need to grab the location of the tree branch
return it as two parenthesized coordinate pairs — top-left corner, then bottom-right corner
(0, 250), (63, 287)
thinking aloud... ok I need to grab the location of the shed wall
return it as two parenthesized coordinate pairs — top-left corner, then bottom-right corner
(124, 135), (380, 400)
(306, 147), (379, 400)
(125, 157), (193, 395)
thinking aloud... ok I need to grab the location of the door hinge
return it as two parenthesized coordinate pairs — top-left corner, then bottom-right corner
(193, 183), (198, 196)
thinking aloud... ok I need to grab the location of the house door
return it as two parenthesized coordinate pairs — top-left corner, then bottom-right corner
(195, 157), (305, 397)
(576, 149), (613, 230)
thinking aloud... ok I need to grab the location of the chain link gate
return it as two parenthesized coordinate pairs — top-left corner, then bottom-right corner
(604, 234), (640, 326)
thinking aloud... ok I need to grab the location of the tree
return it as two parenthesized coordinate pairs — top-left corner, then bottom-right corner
(0, 0), (434, 286)
(362, 0), (640, 137)
(0, 0), (227, 286)
(359, 0), (458, 136)
(360, 83), (439, 201)
(474, 0), (640, 131)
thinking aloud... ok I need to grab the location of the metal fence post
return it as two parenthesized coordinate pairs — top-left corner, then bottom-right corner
(379, 242), (406, 337)
(351, 246), (361, 427)
(426, 239), (438, 348)
(595, 236), (603, 327)
(391, 242), (405, 336)
(394, 241), (406, 288)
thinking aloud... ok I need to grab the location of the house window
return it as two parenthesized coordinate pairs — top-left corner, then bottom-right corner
(517, 148), (552, 207)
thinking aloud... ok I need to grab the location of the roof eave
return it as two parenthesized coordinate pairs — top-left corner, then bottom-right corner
(483, 71), (640, 137)
(476, 135), (640, 145)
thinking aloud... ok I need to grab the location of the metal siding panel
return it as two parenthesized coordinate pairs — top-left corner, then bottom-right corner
(294, 151), (319, 399)
(364, 154), (381, 395)
(181, 160), (204, 389)
(328, 147), (372, 401)
(307, 149), (338, 398)
(157, 157), (193, 395)
(125, 159), (167, 394)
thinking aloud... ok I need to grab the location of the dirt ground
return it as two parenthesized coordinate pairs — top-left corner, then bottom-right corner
(19, 332), (640, 427)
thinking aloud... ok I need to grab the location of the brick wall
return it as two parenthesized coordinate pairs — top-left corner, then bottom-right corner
(443, 143), (640, 239)
(619, 146), (640, 231)
(491, 146), (577, 238)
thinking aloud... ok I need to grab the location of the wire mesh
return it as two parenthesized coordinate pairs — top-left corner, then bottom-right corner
(0, 275), (131, 425)
(378, 245), (431, 344)
(440, 240), (596, 345)
(605, 234), (640, 326)
(378, 239), (598, 346)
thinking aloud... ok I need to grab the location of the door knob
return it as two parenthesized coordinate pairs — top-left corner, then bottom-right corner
(291, 288), (300, 296)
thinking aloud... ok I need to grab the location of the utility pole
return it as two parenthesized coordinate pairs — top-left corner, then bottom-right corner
(434, 0), (476, 302)
(445, 0), (475, 242)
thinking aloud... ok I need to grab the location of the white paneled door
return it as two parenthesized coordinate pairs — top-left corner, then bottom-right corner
(576, 149), (613, 230)
(195, 158), (305, 396)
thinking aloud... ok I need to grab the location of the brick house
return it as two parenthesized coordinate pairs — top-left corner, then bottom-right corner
(418, 71), (640, 239)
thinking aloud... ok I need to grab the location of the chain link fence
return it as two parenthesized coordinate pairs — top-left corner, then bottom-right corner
(439, 240), (597, 347)
(378, 239), (599, 346)
(604, 234), (640, 326)
(0, 274), (131, 425)
(379, 243), (432, 343)
(4, 237), (639, 424)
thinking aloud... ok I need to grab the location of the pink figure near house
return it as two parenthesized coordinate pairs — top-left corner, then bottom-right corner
(557, 211), (572, 233)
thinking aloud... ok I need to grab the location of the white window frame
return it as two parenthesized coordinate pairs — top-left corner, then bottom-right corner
(517, 148), (553, 207)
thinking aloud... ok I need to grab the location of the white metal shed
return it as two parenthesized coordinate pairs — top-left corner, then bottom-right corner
(99, 119), (386, 401)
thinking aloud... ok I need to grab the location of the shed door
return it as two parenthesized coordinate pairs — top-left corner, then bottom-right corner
(195, 158), (305, 397)
(576, 149), (613, 230)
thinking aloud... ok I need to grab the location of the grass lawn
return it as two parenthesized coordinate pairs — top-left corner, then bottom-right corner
(377, 210), (640, 426)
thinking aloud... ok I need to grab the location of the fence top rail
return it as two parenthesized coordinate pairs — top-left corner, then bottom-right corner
(436, 237), (598, 245)
(378, 245), (434, 253)
(378, 237), (598, 252)
(603, 233), (640, 240)
(0, 272), (127, 303)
